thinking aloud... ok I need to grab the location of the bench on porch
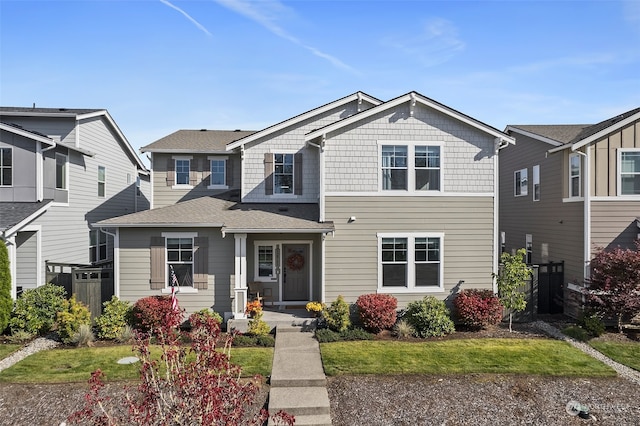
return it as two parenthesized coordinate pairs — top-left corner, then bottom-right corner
(248, 282), (274, 307)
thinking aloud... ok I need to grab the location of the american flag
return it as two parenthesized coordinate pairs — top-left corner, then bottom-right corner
(169, 265), (179, 312)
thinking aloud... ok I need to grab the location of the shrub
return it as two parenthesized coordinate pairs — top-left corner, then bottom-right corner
(562, 325), (590, 342)
(0, 240), (12, 334)
(393, 320), (415, 339)
(323, 295), (351, 332)
(115, 325), (134, 344)
(71, 324), (96, 347)
(232, 334), (258, 347)
(356, 293), (397, 333)
(315, 327), (374, 343)
(247, 311), (271, 336)
(453, 289), (503, 329)
(10, 283), (67, 335)
(405, 296), (455, 338)
(255, 334), (275, 347)
(57, 295), (92, 344)
(95, 296), (133, 340)
(189, 308), (223, 326)
(578, 311), (605, 337)
(131, 295), (183, 334)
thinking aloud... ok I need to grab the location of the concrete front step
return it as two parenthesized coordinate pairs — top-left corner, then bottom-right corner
(268, 386), (331, 417)
(268, 413), (332, 426)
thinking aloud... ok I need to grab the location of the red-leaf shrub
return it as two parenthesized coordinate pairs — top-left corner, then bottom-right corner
(356, 293), (397, 333)
(131, 295), (183, 334)
(453, 289), (503, 329)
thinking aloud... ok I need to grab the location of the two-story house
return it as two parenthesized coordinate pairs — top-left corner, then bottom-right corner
(0, 107), (150, 298)
(500, 107), (640, 316)
(96, 92), (514, 321)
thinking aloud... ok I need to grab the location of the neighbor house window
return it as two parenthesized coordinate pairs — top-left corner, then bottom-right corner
(0, 148), (11, 186)
(210, 159), (226, 186)
(89, 230), (107, 263)
(526, 234), (533, 264)
(619, 150), (640, 195)
(175, 159), (190, 185)
(379, 233), (443, 292)
(569, 154), (581, 197)
(274, 154), (294, 194)
(98, 166), (106, 197)
(167, 237), (193, 287)
(381, 146), (408, 190)
(532, 165), (540, 201)
(136, 176), (141, 196)
(56, 153), (67, 190)
(415, 146), (440, 191)
(514, 168), (527, 196)
(500, 231), (506, 253)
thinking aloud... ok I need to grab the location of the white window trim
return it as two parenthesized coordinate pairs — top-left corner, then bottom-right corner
(269, 149), (298, 197)
(207, 155), (229, 190)
(55, 152), (68, 191)
(376, 232), (444, 293)
(161, 231), (198, 293)
(532, 165), (540, 201)
(0, 147), (12, 187)
(172, 155), (193, 189)
(253, 241), (280, 283)
(98, 165), (106, 198)
(569, 153), (581, 198)
(617, 148), (640, 197)
(514, 168), (527, 197)
(377, 141), (444, 193)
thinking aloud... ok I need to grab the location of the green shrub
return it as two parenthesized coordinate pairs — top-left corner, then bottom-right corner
(232, 334), (258, 347)
(10, 284), (67, 335)
(188, 309), (223, 329)
(393, 319), (415, 339)
(315, 329), (340, 343)
(71, 324), (96, 347)
(323, 295), (351, 332)
(115, 325), (134, 344)
(95, 296), (133, 340)
(57, 295), (92, 344)
(562, 325), (590, 342)
(255, 334), (275, 347)
(0, 240), (12, 334)
(247, 311), (271, 336)
(405, 296), (455, 338)
(7, 330), (34, 343)
(579, 312), (605, 337)
(315, 327), (374, 343)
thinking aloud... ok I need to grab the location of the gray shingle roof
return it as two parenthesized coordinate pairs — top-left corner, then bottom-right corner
(0, 107), (102, 115)
(0, 201), (53, 233)
(141, 130), (257, 153)
(507, 125), (591, 144)
(96, 196), (334, 233)
(568, 107), (640, 144)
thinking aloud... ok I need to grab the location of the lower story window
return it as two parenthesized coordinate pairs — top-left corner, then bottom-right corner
(89, 230), (107, 263)
(167, 237), (193, 287)
(379, 233), (443, 291)
(258, 245), (275, 278)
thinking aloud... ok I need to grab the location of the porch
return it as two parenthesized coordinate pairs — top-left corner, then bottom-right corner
(226, 307), (318, 333)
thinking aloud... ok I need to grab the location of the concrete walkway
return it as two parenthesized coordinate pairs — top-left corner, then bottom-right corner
(268, 326), (332, 426)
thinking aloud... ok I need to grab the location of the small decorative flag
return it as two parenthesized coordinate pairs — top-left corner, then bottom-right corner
(169, 265), (180, 312)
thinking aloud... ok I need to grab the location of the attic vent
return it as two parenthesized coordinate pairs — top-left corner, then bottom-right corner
(200, 129), (207, 132)
(234, 129), (241, 132)
(278, 206), (289, 212)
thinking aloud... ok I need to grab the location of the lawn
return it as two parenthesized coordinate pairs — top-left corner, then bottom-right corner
(0, 345), (274, 383)
(320, 338), (616, 377)
(0, 343), (21, 360)
(590, 341), (640, 371)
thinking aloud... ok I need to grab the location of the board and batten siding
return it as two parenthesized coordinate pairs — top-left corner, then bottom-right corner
(151, 153), (241, 209)
(118, 228), (234, 316)
(324, 103), (496, 194)
(324, 196), (495, 308)
(499, 131), (585, 284)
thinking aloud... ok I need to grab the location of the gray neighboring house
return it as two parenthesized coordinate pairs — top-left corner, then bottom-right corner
(97, 91), (514, 321)
(0, 107), (150, 298)
(501, 107), (640, 316)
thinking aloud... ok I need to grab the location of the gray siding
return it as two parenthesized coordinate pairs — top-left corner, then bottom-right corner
(500, 131), (585, 283)
(324, 196), (495, 308)
(0, 130), (38, 202)
(118, 228), (233, 317)
(16, 231), (37, 290)
(591, 201), (639, 253)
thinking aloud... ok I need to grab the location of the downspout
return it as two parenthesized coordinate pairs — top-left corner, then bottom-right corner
(307, 135), (326, 301)
(493, 137), (511, 293)
(574, 149), (590, 281)
(100, 228), (119, 298)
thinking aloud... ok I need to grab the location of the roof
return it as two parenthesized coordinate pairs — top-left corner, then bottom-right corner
(305, 91), (514, 144)
(95, 196), (334, 234)
(140, 130), (256, 153)
(0, 107), (102, 116)
(0, 201), (53, 237)
(0, 122), (57, 146)
(226, 91), (382, 150)
(506, 125), (590, 146)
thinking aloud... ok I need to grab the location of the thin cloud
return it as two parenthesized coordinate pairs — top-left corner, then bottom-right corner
(213, 0), (358, 74)
(160, 0), (212, 37)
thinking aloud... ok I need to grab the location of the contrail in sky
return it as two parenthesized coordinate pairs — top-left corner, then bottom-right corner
(160, 0), (212, 37)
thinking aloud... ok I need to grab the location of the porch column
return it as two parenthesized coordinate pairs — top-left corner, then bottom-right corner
(4, 235), (17, 299)
(233, 233), (248, 319)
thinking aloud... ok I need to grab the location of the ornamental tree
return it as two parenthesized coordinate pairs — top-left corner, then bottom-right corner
(0, 239), (11, 334)
(493, 249), (531, 332)
(586, 243), (640, 333)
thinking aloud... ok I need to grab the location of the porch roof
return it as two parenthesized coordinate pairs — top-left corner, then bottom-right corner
(94, 196), (334, 234)
(0, 200), (53, 237)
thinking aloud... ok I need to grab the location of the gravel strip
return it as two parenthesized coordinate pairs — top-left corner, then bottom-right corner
(533, 321), (640, 385)
(0, 337), (60, 373)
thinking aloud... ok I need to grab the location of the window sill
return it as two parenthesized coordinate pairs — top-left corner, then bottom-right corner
(270, 194), (298, 198)
(562, 197), (584, 203)
(161, 287), (198, 294)
(172, 184), (194, 190)
(253, 277), (278, 282)
(207, 185), (229, 190)
(377, 286), (444, 294)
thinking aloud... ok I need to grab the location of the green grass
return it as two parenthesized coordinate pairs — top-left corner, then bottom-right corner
(0, 343), (22, 360)
(0, 345), (273, 383)
(320, 339), (616, 377)
(590, 341), (640, 371)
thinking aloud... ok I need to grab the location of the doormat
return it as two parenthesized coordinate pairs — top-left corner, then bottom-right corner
(282, 305), (306, 310)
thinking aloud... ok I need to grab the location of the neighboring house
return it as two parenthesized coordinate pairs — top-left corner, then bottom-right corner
(500, 107), (640, 316)
(0, 107), (150, 298)
(96, 91), (514, 320)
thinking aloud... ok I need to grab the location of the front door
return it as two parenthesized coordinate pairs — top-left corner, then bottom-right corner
(282, 244), (309, 301)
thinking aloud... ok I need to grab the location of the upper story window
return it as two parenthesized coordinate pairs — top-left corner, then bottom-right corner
(514, 168), (527, 196)
(175, 159), (190, 185)
(381, 146), (408, 190)
(415, 146), (441, 191)
(0, 148), (11, 186)
(274, 154), (294, 194)
(264, 152), (302, 196)
(532, 165), (540, 201)
(98, 166), (106, 197)
(381, 143), (442, 192)
(569, 153), (581, 198)
(56, 153), (68, 190)
(619, 149), (640, 195)
(89, 230), (107, 263)
(210, 159), (226, 187)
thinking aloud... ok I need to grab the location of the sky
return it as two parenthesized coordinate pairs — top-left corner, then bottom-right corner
(1, 0), (639, 159)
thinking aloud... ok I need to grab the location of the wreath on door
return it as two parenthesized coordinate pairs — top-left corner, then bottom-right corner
(286, 253), (305, 271)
